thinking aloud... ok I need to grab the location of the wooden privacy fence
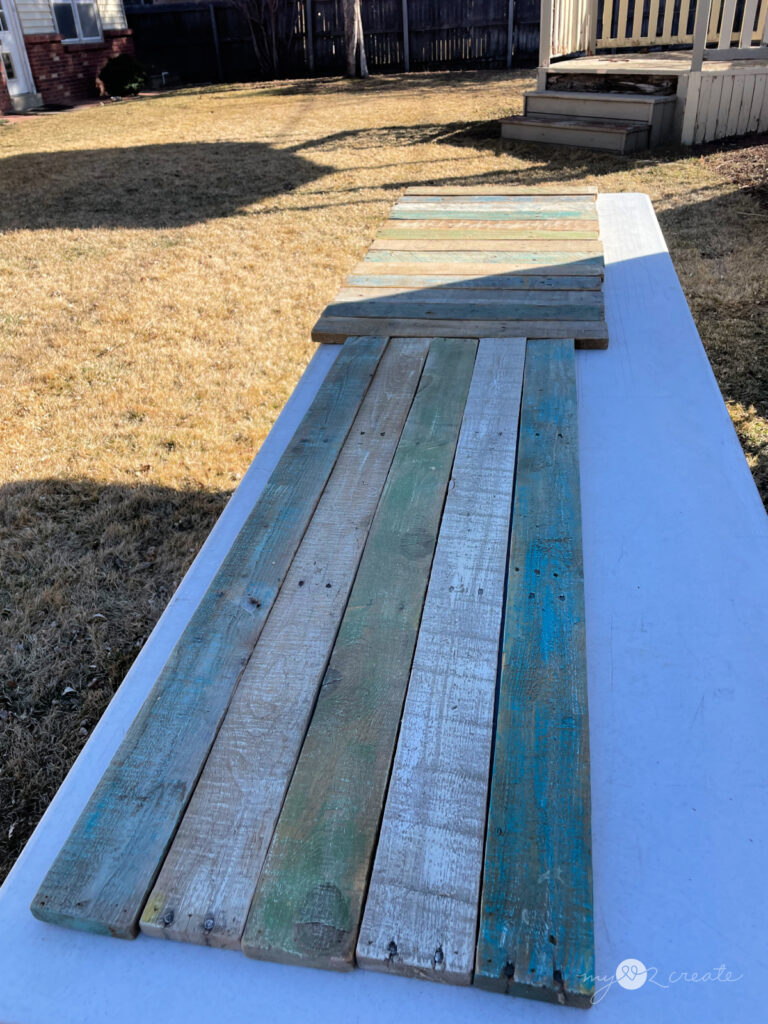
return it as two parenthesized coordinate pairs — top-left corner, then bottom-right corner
(541, 0), (768, 60)
(126, 0), (541, 84)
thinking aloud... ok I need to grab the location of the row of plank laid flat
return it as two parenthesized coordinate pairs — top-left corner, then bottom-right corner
(313, 317), (609, 348)
(241, 338), (478, 971)
(357, 338), (526, 987)
(403, 185), (598, 195)
(380, 226), (599, 241)
(475, 338), (594, 1007)
(387, 216), (599, 230)
(336, 287), (604, 305)
(351, 261), (603, 278)
(369, 238), (603, 253)
(346, 272), (603, 290)
(325, 300), (604, 322)
(29, 336), (388, 940)
(139, 338), (430, 951)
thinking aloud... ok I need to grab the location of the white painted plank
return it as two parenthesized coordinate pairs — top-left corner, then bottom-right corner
(140, 338), (429, 949)
(748, 73), (766, 131)
(740, 0), (760, 46)
(716, 74), (735, 137)
(737, 74), (756, 133)
(705, 74), (724, 141)
(357, 338), (525, 986)
(727, 75), (745, 135)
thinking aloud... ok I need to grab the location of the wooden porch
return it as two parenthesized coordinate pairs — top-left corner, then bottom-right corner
(502, 0), (768, 149)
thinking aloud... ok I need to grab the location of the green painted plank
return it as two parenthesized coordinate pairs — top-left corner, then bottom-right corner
(364, 250), (605, 269)
(345, 274), (602, 290)
(30, 336), (389, 940)
(325, 300), (604, 322)
(241, 337), (478, 971)
(475, 339), (594, 1007)
(391, 209), (596, 221)
(379, 228), (598, 241)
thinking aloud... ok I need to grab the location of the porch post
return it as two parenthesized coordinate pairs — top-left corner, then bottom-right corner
(587, 0), (599, 54)
(690, 0), (714, 71)
(539, 0), (554, 68)
(681, 0), (714, 143)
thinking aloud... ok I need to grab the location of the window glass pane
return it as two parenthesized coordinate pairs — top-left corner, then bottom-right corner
(2, 51), (16, 81)
(0, 4), (8, 33)
(53, 2), (78, 39)
(77, 1), (100, 38)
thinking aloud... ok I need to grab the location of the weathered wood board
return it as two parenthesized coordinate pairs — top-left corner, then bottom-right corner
(346, 272), (602, 289)
(325, 300), (604, 321)
(474, 339), (594, 1007)
(139, 338), (429, 950)
(357, 338), (525, 987)
(29, 336), (388, 939)
(313, 316), (609, 348)
(336, 286), (603, 305)
(402, 185), (598, 195)
(241, 337), (477, 971)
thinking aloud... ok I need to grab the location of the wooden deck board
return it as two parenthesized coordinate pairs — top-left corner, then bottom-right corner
(312, 316), (609, 347)
(474, 339), (594, 1007)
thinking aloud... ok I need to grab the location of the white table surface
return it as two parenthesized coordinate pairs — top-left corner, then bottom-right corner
(1, 194), (766, 1024)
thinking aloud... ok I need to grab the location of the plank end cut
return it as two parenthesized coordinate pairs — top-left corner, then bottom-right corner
(29, 336), (389, 940)
(474, 338), (594, 1009)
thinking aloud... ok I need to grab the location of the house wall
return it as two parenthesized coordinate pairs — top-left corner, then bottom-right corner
(12, 0), (132, 105)
(24, 28), (133, 103)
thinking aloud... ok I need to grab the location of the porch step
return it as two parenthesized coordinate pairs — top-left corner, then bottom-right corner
(525, 91), (677, 147)
(501, 114), (650, 155)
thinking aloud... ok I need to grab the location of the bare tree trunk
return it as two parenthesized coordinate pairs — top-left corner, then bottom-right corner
(343, 0), (369, 77)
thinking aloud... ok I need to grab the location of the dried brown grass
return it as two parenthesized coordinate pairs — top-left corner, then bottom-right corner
(1, 70), (766, 881)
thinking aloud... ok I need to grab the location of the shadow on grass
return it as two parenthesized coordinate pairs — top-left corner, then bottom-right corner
(0, 141), (332, 231)
(0, 477), (231, 882)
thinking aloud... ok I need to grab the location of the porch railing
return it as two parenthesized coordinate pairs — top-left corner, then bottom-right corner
(540, 0), (768, 64)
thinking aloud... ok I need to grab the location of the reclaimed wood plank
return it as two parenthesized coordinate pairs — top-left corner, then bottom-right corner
(357, 337), (525, 987)
(29, 336), (389, 940)
(241, 337), (478, 971)
(379, 227), (600, 241)
(474, 338), (594, 1007)
(369, 238), (603, 253)
(404, 186), (598, 195)
(346, 272), (602, 289)
(140, 338), (430, 950)
(361, 253), (605, 272)
(336, 287), (604, 305)
(312, 317), (609, 348)
(391, 208), (598, 221)
(324, 300), (604, 322)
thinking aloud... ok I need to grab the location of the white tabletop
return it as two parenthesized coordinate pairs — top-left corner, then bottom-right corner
(1, 194), (766, 1024)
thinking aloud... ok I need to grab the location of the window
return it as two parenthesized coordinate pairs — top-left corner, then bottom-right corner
(52, 1), (102, 42)
(2, 51), (15, 81)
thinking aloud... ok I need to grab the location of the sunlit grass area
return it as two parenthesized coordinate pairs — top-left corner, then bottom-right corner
(1, 69), (766, 881)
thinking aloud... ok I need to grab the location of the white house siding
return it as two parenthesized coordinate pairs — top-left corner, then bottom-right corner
(97, 0), (128, 32)
(16, 0), (56, 35)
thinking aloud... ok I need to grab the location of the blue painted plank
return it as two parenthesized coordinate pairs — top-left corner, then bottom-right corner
(475, 339), (594, 1007)
(30, 336), (388, 939)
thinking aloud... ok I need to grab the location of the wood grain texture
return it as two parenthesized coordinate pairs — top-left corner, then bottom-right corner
(336, 287), (604, 305)
(357, 338), (525, 987)
(474, 339), (594, 1008)
(312, 317), (609, 348)
(139, 339), (429, 950)
(324, 300), (604, 322)
(345, 273), (602, 290)
(384, 219), (599, 235)
(391, 208), (599, 221)
(379, 228), (599, 241)
(403, 186), (598, 195)
(361, 253), (605, 272)
(369, 238), (603, 253)
(29, 336), (388, 940)
(241, 337), (478, 971)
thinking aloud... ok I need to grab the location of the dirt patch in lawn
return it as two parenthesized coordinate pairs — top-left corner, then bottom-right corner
(1, 70), (766, 884)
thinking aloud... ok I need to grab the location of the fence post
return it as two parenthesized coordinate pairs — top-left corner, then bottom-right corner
(587, 0), (599, 53)
(690, 0), (714, 70)
(209, 4), (223, 82)
(402, 0), (410, 71)
(305, 0), (315, 73)
(506, 0), (514, 66)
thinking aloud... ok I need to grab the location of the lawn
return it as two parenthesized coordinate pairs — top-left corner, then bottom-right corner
(1, 69), (766, 883)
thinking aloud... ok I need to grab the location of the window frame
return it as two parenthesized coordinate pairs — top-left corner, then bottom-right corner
(51, 0), (104, 45)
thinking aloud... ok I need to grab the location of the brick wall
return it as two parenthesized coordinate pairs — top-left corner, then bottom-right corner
(24, 29), (134, 106)
(0, 59), (12, 114)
